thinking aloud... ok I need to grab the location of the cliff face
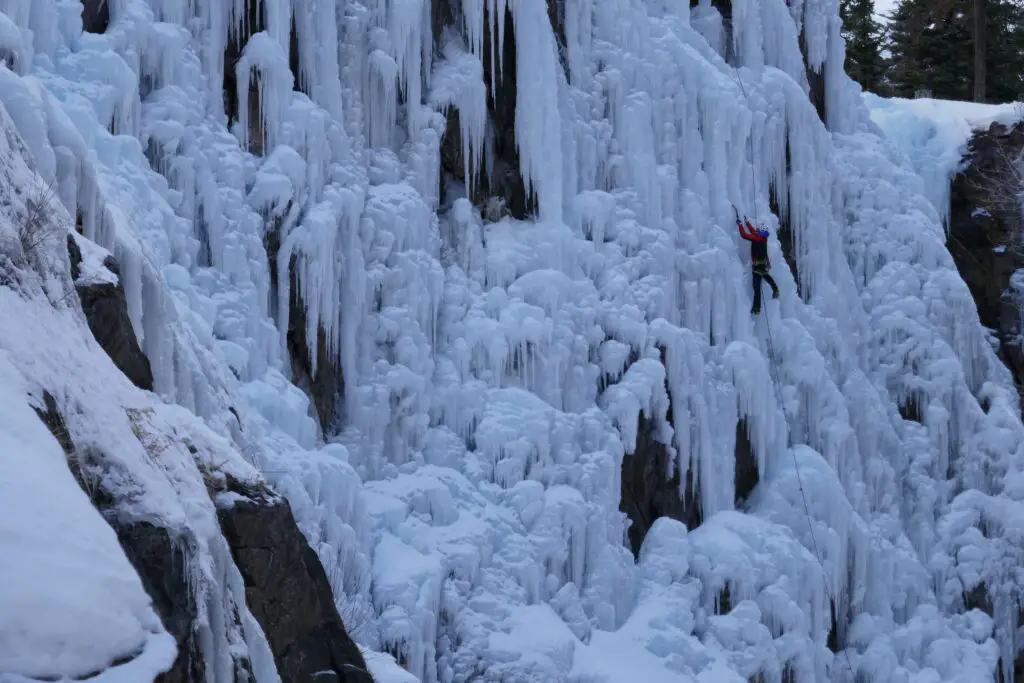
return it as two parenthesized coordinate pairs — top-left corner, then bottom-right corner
(949, 121), (1024, 414)
(948, 121), (1024, 682)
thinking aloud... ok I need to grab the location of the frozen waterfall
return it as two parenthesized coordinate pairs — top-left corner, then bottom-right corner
(0, 0), (1022, 680)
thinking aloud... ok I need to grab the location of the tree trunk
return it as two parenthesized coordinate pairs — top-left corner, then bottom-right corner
(973, 0), (986, 102)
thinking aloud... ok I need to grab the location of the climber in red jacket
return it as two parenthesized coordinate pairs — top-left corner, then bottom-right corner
(736, 213), (779, 314)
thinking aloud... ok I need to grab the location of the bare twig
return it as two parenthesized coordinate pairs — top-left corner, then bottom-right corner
(19, 180), (61, 256)
(962, 128), (1024, 232)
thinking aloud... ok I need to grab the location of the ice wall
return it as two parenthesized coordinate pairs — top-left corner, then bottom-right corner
(1, 0), (1022, 680)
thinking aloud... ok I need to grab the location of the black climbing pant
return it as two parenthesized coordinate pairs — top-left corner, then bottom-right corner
(752, 264), (779, 313)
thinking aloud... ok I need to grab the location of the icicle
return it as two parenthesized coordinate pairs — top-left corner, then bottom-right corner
(506, 0), (564, 223)
(235, 31), (294, 154)
(387, 0), (425, 136)
(430, 38), (487, 196)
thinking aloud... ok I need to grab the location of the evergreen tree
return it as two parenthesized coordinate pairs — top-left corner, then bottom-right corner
(887, 0), (1024, 102)
(840, 0), (888, 93)
(982, 0), (1024, 101)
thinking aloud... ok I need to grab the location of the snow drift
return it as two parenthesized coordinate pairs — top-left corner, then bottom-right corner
(0, 0), (1022, 681)
(864, 93), (1020, 227)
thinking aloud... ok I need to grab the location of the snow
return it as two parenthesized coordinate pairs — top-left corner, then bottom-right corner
(70, 230), (119, 285)
(0, 100), (277, 681)
(362, 647), (420, 683)
(863, 93), (1021, 226)
(0, 359), (176, 681)
(0, 0), (1022, 681)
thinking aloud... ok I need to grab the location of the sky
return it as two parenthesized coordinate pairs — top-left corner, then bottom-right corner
(874, 0), (898, 21)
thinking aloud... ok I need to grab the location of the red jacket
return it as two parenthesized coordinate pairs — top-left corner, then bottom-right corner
(736, 219), (769, 264)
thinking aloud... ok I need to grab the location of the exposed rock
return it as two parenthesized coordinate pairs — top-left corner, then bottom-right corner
(769, 148), (801, 295)
(734, 417), (759, 505)
(688, 0), (733, 61)
(222, 0), (267, 154)
(430, 0), (458, 53)
(620, 401), (759, 555)
(546, 0), (568, 78)
(117, 523), (206, 683)
(33, 389), (372, 683)
(67, 235), (155, 392)
(81, 0), (110, 34)
(963, 582), (1024, 682)
(66, 232), (82, 279)
(434, 2), (531, 220)
(898, 393), (924, 424)
(32, 391), (203, 683)
(289, 14), (307, 98)
(805, 59), (827, 125)
(949, 121), (1024, 412)
(217, 494), (374, 683)
(286, 263), (343, 436)
(260, 210), (342, 435)
(479, 7), (531, 220)
(619, 412), (701, 557)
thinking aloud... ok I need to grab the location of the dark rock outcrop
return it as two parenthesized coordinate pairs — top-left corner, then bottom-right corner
(620, 411), (760, 557)
(117, 522), (206, 683)
(769, 147), (801, 296)
(67, 235), (155, 392)
(619, 412), (701, 557)
(81, 0), (110, 34)
(263, 216), (343, 436)
(936, 178), (1024, 664)
(964, 582), (1024, 682)
(949, 121), (1024, 412)
(433, 2), (531, 220)
(34, 389), (373, 683)
(286, 265), (343, 436)
(222, 0), (269, 154)
(32, 391), (203, 682)
(217, 495), (374, 683)
(805, 50), (827, 125)
(734, 417), (759, 505)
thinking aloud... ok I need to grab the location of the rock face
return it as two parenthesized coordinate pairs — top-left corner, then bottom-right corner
(619, 412), (700, 557)
(433, 4), (531, 220)
(116, 522), (206, 683)
(619, 411), (760, 557)
(67, 235), (155, 392)
(81, 0), (110, 34)
(33, 388), (372, 683)
(949, 122), (1024, 682)
(217, 496), (374, 683)
(263, 218), (344, 436)
(32, 390), (204, 682)
(286, 266), (344, 436)
(949, 121), (1024, 412)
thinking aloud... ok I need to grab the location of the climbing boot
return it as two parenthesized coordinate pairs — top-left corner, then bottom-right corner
(751, 303), (761, 315)
(772, 289), (780, 299)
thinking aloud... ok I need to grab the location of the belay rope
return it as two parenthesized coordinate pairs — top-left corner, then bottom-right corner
(732, 67), (858, 683)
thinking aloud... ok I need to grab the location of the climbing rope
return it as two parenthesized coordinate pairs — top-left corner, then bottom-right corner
(763, 308), (858, 683)
(734, 65), (859, 683)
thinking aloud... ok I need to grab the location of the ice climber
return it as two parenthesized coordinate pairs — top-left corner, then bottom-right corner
(736, 214), (780, 314)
